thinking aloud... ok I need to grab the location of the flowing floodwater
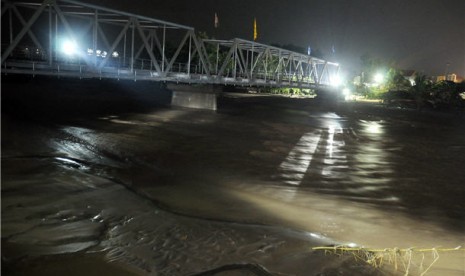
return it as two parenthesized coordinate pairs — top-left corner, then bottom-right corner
(2, 90), (465, 275)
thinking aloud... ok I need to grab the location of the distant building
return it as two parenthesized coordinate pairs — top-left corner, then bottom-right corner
(435, 75), (446, 82)
(432, 73), (463, 83)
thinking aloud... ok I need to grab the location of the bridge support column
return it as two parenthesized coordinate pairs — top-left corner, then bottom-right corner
(168, 84), (219, 111)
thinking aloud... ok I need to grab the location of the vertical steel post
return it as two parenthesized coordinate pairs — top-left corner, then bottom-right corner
(150, 30), (154, 70)
(264, 50), (268, 82)
(123, 32), (126, 67)
(245, 49), (249, 77)
(130, 18), (135, 72)
(48, 4), (52, 66)
(9, 8), (13, 44)
(233, 44), (237, 79)
(93, 9), (98, 66)
(55, 13), (58, 61)
(250, 44), (254, 80)
(198, 53), (200, 74)
(277, 50), (282, 83)
(215, 43), (219, 75)
(187, 34), (191, 76)
(161, 25), (166, 73)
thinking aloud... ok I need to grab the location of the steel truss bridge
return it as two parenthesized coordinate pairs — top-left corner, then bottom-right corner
(1, 0), (340, 89)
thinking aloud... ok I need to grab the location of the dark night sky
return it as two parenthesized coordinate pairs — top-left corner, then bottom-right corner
(88, 0), (464, 77)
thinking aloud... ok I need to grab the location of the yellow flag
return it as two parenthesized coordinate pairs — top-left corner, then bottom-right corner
(253, 18), (258, 41)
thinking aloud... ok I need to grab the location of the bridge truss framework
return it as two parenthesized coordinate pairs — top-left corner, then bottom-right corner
(1, 0), (339, 89)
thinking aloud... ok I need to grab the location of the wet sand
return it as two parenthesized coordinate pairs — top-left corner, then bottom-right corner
(2, 77), (465, 275)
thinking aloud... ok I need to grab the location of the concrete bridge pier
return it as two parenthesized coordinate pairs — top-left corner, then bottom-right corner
(168, 84), (220, 111)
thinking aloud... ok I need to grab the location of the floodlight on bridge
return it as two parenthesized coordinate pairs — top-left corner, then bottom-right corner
(61, 39), (78, 56)
(330, 75), (342, 87)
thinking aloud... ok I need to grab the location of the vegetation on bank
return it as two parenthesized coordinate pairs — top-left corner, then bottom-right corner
(268, 87), (317, 97)
(350, 55), (465, 111)
(357, 75), (465, 109)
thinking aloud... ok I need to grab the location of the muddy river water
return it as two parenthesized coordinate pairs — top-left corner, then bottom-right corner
(2, 81), (465, 275)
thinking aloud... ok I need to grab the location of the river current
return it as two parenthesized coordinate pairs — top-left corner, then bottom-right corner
(2, 87), (465, 275)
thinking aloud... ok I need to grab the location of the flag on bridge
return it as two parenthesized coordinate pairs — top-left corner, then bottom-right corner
(253, 18), (258, 41)
(307, 46), (312, 56)
(214, 13), (219, 28)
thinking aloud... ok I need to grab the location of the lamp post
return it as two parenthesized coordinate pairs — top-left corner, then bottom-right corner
(445, 62), (450, 80)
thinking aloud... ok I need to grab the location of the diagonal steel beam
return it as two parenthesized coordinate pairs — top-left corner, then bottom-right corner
(198, 38), (211, 72)
(133, 18), (162, 74)
(190, 33), (210, 76)
(1, 0), (48, 63)
(251, 52), (263, 72)
(152, 29), (170, 68)
(97, 25), (111, 49)
(252, 49), (265, 72)
(134, 29), (150, 60)
(312, 62), (319, 83)
(98, 18), (131, 69)
(236, 45), (250, 78)
(217, 40), (236, 77)
(318, 62), (327, 85)
(164, 30), (189, 73)
(262, 48), (271, 79)
(234, 48), (245, 74)
(1, 2), (9, 17)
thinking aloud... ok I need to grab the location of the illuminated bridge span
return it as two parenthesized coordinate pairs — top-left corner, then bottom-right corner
(1, 0), (340, 89)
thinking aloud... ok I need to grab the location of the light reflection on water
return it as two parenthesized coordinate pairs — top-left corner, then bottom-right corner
(276, 114), (396, 205)
(278, 131), (321, 186)
(3, 105), (465, 275)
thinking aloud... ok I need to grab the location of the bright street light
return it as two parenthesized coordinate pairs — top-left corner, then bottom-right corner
(330, 75), (342, 87)
(61, 39), (78, 55)
(374, 73), (384, 84)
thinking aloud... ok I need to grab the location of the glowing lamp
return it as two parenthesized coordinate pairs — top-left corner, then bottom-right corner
(62, 40), (77, 55)
(330, 75), (342, 87)
(374, 73), (384, 84)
